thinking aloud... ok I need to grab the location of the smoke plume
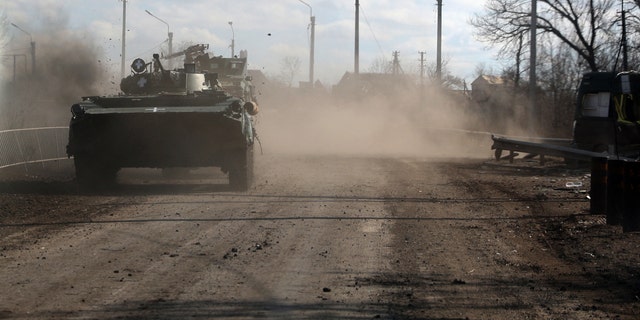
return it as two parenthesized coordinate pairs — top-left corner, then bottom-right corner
(1, 15), (109, 129)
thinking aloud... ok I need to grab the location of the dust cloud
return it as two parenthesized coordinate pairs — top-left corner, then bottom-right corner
(257, 84), (495, 159)
(0, 23), (110, 130)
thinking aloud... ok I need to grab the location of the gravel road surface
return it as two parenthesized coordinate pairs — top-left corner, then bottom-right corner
(1, 155), (639, 319)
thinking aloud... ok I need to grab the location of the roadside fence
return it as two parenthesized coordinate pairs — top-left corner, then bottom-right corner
(0, 127), (70, 172)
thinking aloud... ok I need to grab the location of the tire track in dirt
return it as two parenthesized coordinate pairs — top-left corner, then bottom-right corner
(369, 158), (621, 319)
(413, 159), (636, 319)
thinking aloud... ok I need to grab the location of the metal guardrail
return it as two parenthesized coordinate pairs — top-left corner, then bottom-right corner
(489, 134), (633, 164)
(0, 127), (69, 170)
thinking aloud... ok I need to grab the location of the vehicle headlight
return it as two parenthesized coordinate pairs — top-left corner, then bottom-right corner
(71, 104), (85, 118)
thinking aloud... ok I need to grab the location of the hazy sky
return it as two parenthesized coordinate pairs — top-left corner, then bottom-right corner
(2, 0), (503, 86)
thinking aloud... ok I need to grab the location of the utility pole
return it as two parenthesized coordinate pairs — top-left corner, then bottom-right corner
(121, 0), (127, 79)
(10, 23), (35, 76)
(146, 9), (173, 69)
(529, 0), (537, 130)
(5, 54), (26, 82)
(621, 1), (628, 71)
(168, 31), (173, 69)
(436, 0), (442, 84)
(310, 15), (315, 85)
(355, 0), (360, 75)
(419, 51), (426, 108)
(419, 51), (426, 86)
(228, 21), (235, 58)
(31, 41), (35, 75)
(392, 51), (400, 75)
(299, 0), (315, 86)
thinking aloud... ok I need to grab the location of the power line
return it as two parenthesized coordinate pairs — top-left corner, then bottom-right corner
(359, 4), (386, 59)
(130, 39), (169, 60)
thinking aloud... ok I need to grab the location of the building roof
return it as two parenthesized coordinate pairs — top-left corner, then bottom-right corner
(472, 75), (511, 86)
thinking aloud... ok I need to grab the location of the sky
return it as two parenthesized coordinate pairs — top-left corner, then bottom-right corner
(1, 0), (504, 87)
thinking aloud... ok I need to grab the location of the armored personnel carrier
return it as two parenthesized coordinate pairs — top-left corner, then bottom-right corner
(66, 45), (258, 190)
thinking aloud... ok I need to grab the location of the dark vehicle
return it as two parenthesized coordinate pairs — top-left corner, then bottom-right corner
(573, 71), (640, 154)
(492, 71), (640, 163)
(66, 45), (259, 190)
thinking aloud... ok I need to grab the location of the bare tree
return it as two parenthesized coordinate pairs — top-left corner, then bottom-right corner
(621, 1), (640, 69)
(471, 0), (618, 72)
(423, 57), (464, 90)
(536, 34), (583, 134)
(279, 56), (301, 87)
(367, 56), (392, 74)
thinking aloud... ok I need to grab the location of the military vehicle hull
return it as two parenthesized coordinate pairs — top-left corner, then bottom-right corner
(67, 48), (259, 190)
(67, 94), (255, 190)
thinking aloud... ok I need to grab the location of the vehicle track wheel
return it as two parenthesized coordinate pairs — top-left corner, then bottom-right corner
(74, 156), (118, 191)
(228, 146), (254, 191)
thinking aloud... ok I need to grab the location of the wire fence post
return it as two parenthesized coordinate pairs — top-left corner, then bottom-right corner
(0, 127), (70, 173)
(13, 130), (28, 174)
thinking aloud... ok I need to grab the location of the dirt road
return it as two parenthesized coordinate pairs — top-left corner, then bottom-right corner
(1, 154), (639, 319)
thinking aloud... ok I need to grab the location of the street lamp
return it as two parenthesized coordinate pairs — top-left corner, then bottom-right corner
(228, 21), (235, 58)
(145, 9), (173, 69)
(121, 0), (127, 79)
(10, 23), (35, 76)
(298, 0), (315, 86)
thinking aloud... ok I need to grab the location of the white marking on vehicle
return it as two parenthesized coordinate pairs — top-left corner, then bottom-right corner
(144, 107), (165, 112)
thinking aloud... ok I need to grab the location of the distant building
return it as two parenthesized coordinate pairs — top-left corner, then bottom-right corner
(332, 72), (416, 100)
(246, 69), (270, 100)
(470, 75), (522, 132)
(247, 69), (268, 91)
(471, 75), (514, 104)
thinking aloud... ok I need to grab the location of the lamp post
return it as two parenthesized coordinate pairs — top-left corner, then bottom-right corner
(121, 0), (126, 79)
(10, 23), (35, 76)
(228, 21), (235, 58)
(145, 9), (173, 69)
(298, 0), (315, 86)
(436, 0), (442, 84)
(355, 0), (359, 75)
(529, 0), (537, 131)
